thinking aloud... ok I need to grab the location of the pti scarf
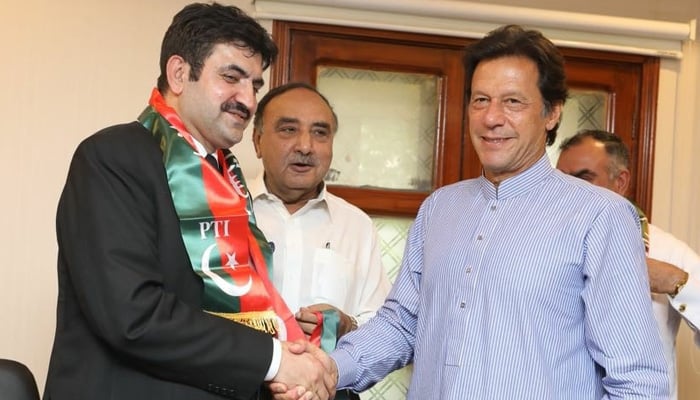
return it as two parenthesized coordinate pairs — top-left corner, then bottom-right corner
(138, 88), (305, 341)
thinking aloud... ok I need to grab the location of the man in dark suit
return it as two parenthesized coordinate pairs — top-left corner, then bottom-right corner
(44, 3), (334, 400)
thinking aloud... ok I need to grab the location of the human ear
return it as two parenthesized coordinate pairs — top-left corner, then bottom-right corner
(165, 55), (189, 95)
(545, 102), (563, 131)
(614, 168), (631, 196)
(252, 129), (263, 159)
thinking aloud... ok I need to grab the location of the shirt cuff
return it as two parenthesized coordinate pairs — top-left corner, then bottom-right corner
(669, 274), (700, 332)
(264, 338), (282, 381)
(330, 348), (357, 389)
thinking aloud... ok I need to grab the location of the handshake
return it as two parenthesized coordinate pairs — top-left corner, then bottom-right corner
(268, 340), (339, 400)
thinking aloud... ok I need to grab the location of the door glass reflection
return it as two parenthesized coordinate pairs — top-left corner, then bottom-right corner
(317, 66), (439, 192)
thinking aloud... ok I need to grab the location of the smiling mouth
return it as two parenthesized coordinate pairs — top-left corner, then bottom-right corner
(227, 110), (249, 122)
(221, 102), (251, 121)
(482, 137), (511, 144)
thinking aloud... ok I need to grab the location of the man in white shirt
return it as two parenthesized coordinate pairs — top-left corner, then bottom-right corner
(249, 82), (391, 377)
(557, 129), (700, 400)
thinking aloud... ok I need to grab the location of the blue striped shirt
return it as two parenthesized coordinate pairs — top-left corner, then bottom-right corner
(332, 156), (669, 399)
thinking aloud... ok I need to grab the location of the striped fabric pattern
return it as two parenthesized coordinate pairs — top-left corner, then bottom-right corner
(333, 155), (669, 399)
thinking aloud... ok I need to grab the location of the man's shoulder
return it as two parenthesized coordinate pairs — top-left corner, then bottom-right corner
(78, 121), (157, 152)
(77, 121), (151, 150)
(87, 121), (150, 142)
(71, 121), (162, 170)
(649, 223), (700, 264)
(552, 169), (632, 209)
(325, 191), (374, 225)
(431, 177), (480, 197)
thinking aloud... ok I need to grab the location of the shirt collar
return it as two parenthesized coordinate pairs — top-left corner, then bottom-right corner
(249, 172), (332, 217)
(478, 154), (555, 200)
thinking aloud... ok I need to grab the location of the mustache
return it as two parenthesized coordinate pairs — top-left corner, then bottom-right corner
(289, 154), (318, 166)
(221, 101), (251, 120)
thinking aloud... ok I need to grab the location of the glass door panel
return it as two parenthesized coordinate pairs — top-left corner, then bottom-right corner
(547, 89), (610, 165)
(317, 66), (438, 191)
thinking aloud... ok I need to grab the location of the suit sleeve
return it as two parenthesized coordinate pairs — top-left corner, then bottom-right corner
(57, 128), (272, 398)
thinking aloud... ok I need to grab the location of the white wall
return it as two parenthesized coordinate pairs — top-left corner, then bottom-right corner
(656, 40), (700, 400)
(1, 0), (698, 397)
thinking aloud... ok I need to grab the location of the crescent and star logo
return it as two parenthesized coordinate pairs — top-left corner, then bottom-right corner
(200, 243), (252, 296)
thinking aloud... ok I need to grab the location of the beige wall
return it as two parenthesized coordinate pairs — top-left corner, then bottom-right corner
(0, 0), (259, 391)
(1, 0), (698, 397)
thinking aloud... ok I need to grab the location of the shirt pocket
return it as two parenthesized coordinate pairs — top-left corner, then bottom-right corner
(310, 248), (349, 306)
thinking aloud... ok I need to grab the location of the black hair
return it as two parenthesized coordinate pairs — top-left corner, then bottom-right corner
(253, 82), (339, 133)
(464, 25), (569, 146)
(559, 129), (630, 177)
(156, 2), (277, 93)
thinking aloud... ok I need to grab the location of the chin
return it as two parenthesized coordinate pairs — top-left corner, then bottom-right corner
(225, 134), (244, 147)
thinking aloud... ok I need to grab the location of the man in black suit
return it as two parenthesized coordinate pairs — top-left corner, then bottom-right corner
(44, 3), (334, 400)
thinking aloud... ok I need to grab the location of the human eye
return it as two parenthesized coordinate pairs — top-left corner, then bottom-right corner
(503, 97), (527, 111)
(312, 128), (331, 140)
(580, 174), (595, 182)
(277, 125), (297, 135)
(572, 171), (595, 182)
(221, 73), (241, 84)
(470, 96), (489, 109)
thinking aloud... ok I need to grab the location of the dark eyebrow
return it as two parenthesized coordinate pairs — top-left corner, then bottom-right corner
(273, 118), (332, 132)
(311, 121), (332, 131)
(219, 63), (247, 76)
(275, 117), (300, 127)
(570, 169), (595, 179)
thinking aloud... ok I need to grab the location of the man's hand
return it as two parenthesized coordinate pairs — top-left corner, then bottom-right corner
(646, 257), (689, 295)
(296, 303), (357, 337)
(268, 340), (338, 400)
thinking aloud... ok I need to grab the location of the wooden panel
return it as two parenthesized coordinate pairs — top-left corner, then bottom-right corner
(273, 21), (469, 215)
(562, 48), (659, 216)
(272, 21), (659, 218)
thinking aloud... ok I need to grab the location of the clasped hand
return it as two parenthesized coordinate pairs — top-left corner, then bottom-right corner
(295, 303), (356, 338)
(268, 340), (338, 400)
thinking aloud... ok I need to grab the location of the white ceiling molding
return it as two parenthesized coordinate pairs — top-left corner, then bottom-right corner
(254, 0), (696, 59)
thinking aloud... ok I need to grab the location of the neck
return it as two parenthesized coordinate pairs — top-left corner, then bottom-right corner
(264, 178), (323, 215)
(162, 90), (216, 154)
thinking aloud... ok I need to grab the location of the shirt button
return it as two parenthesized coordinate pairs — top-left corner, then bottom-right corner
(490, 205), (496, 211)
(679, 304), (687, 312)
(459, 302), (466, 308)
(466, 267), (472, 273)
(477, 235), (483, 240)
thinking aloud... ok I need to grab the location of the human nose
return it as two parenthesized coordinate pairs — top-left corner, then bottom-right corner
(482, 101), (506, 128)
(294, 130), (313, 154)
(236, 81), (257, 115)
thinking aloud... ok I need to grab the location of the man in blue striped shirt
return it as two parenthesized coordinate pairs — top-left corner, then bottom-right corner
(323, 25), (669, 399)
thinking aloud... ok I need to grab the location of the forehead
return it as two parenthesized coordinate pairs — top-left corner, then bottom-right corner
(265, 88), (334, 121)
(472, 56), (541, 94)
(205, 43), (263, 75)
(558, 138), (609, 169)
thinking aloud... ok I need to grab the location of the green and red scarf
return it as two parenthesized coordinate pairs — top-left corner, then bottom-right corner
(138, 88), (304, 341)
(137, 89), (340, 351)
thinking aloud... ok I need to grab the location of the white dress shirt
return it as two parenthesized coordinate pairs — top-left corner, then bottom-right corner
(249, 173), (391, 325)
(648, 223), (700, 400)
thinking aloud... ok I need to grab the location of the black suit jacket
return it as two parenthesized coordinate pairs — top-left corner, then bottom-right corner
(44, 122), (273, 400)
